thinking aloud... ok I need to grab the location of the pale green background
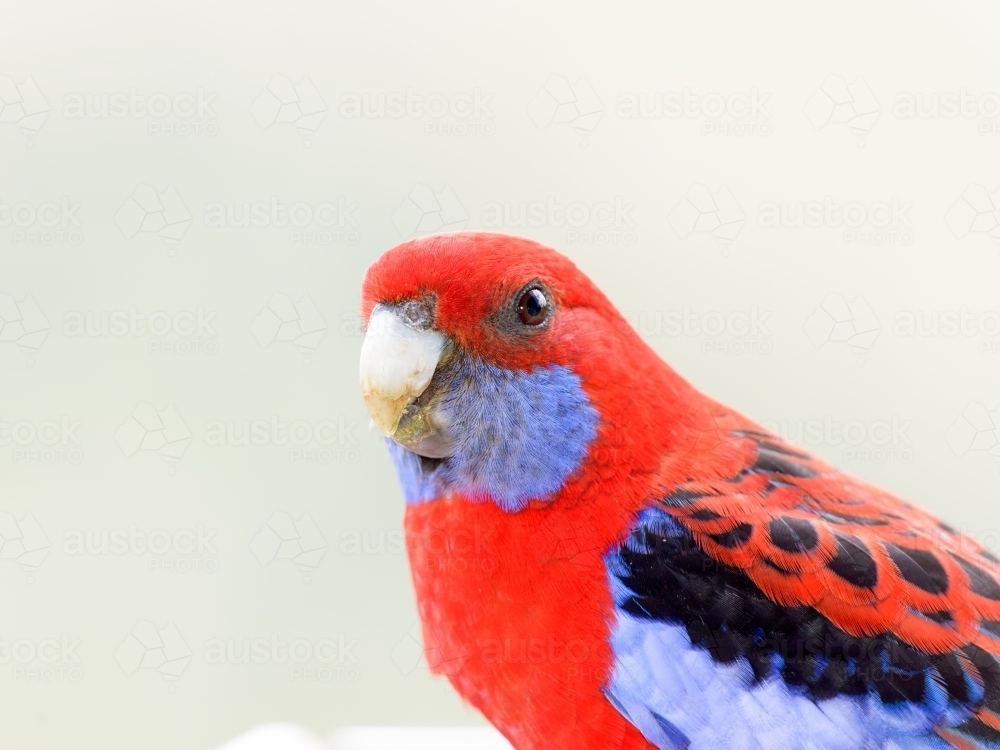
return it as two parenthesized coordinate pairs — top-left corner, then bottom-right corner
(2, 0), (1000, 747)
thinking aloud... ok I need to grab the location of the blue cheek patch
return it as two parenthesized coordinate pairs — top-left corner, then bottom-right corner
(386, 357), (599, 512)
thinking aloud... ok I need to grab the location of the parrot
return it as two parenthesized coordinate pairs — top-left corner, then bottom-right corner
(358, 231), (1000, 749)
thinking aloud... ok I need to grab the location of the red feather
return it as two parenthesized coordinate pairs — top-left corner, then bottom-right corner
(362, 233), (1000, 749)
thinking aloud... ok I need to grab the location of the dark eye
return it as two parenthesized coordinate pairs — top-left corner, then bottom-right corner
(517, 288), (549, 326)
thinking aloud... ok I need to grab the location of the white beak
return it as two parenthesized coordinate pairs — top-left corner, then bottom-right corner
(359, 307), (446, 437)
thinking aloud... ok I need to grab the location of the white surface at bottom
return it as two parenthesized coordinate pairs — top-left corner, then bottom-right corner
(213, 724), (514, 750)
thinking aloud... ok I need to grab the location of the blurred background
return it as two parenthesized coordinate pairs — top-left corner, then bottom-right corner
(2, 0), (1000, 747)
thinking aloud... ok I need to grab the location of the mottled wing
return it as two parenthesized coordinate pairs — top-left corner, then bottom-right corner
(604, 423), (1000, 749)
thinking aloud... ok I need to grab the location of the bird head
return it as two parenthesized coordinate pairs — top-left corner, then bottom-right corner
(359, 232), (691, 511)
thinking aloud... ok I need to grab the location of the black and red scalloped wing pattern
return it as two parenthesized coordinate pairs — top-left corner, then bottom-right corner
(652, 421), (1000, 738)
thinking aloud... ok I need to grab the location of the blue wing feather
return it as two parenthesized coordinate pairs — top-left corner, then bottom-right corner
(602, 507), (1000, 749)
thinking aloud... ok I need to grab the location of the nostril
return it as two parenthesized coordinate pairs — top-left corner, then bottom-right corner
(398, 299), (435, 331)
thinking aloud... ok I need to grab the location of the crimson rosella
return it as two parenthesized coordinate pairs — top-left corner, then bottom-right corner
(358, 232), (1000, 749)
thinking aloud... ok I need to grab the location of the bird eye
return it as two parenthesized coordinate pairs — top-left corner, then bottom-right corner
(516, 288), (549, 326)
